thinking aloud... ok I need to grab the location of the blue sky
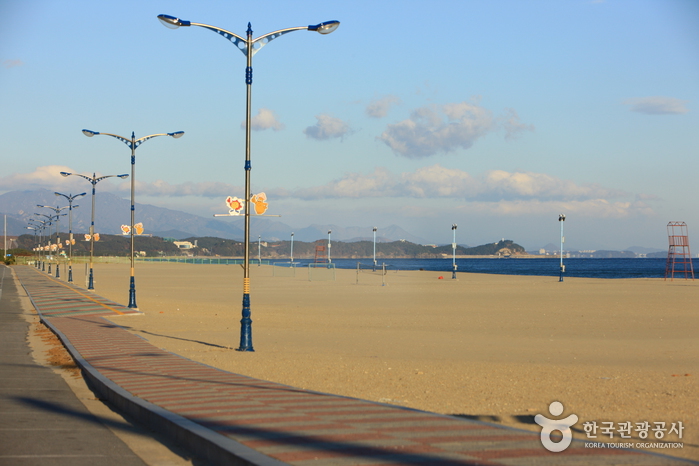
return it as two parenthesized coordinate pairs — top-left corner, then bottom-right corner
(1, 0), (697, 250)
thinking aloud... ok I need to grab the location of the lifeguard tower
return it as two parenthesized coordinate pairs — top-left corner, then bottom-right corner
(664, 221), (694, 280)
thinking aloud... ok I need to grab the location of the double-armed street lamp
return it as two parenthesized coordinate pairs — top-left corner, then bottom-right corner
(61, 171), (129, 290)
(34, 213), (58, 273)
(25, 223), (43, 268)
(36, 205), (69, 278)
(82, 129), (184, 308)
(157, 13), (340, 352)
(558, 214), (566, 282)
(452, 224), (458, 279)
(28, 219), (48, 269)
(54, 192), (86, 283)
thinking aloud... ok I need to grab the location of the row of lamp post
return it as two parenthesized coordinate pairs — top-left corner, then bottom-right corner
(28, 13), (339, 353)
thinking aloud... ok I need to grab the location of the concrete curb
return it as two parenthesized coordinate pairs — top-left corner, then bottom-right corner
(40, 316), (289, 466)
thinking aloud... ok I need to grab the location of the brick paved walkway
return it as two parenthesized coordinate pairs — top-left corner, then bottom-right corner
(14, 265), (694, 466)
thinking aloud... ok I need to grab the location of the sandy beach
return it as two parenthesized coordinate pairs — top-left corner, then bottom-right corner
(63, 261), (697, 460)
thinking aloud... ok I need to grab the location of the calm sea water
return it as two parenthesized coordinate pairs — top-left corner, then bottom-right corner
(144, 257), (690, 279)
(293, 257), (677, 279)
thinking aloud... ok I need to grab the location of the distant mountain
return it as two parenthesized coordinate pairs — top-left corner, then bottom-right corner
(0, 189), (427, 244)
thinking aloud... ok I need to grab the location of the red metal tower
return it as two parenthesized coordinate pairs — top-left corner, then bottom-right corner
(664, 222), (694, 280)
(314, 240), (328, 263)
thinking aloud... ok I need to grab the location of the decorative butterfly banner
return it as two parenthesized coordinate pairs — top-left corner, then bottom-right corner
(215, 193), (279, 217)
(121, 223), (145, 235)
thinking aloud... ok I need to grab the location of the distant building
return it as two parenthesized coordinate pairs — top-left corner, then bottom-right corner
(174, 241), (195, 249)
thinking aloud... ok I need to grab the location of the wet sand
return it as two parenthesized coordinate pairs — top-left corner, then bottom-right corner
(67, 261), (697, 460)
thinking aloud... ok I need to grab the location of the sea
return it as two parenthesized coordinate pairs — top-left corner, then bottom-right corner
(143, 257), (692, 279)
(290, 257), (682, 279)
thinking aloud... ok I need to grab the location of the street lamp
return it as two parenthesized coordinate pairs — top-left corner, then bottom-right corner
(36, 205), (69, 278)
(25, 225), (40, 268)
(61, 171), (129, 290)
(54, 192), (86, 283)
(290, 232), (294, 265)
(558, 214), (566, 282)
(34, 213), (57, 273)
(373, 227), (378, 271)
(327, 230), (332, 264)
(28, 219), (48, 269)
(258, 235), (261, 266)
(158, 14), (339, 352)
(451, 224), (458, 279)
(82, 129), (184, 308)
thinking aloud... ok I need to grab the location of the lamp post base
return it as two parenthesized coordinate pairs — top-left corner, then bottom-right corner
(68, 266), (73, 283)
(237, 293), (254, 352)
(47, 263), (52, 274)
(56, 265), (60, 279)
(128, 277), (138, 308)
(88, 268), (94, 290)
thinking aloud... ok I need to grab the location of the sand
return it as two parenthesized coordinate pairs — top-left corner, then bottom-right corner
(62, 260), (697, 460)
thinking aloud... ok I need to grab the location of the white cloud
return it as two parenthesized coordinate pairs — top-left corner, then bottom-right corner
(293, 167), (395, 199)
(303, 114), (351, 140)
(244, 108), (285, 131)
(135, 180), (240, 198)
(0, 165), (127, 193)
(287, 165), (633, 206)
(378, 99), (533, 158)
(366, 95), (401, 118)
(623, 96), (689, 115)
(498, 108), (536, 140)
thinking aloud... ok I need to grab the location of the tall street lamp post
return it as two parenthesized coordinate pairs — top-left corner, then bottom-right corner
(37, 205), (69, 278)
(28, 219), (47, 269)
(290, 232), (294, 265)
(54, 192), (86, 283)
(82, 129), (184, 308)
(61, 171), (129, 290)
(327, 230), (332, 264)
(25, 225), (40, 267)
(158, 14), (339, 352)
(452, 224), (458, 279)
(372, 227), (378, 271)
(34, 213), (56, 273)
(559, 214), (566, 282)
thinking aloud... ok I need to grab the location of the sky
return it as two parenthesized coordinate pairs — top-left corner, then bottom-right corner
(1, 0), (698, 250)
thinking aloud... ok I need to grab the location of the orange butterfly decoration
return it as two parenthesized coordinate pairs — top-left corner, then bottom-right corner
(250, 192), (268, 215)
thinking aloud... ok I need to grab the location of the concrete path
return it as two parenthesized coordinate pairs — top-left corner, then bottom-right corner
(11, 264), (696, 466)
(0, 264), (147, 466)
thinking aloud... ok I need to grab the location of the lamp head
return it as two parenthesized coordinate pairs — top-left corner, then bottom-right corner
(82, 129), (98, 137)
(158, 14), (191, 29)
(60, 172), (70, 177)
(168, 131), (185, 138)
(118, 174), (129, 179)
(309, 20), (340, 34)
(559, 214), (566, 222)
